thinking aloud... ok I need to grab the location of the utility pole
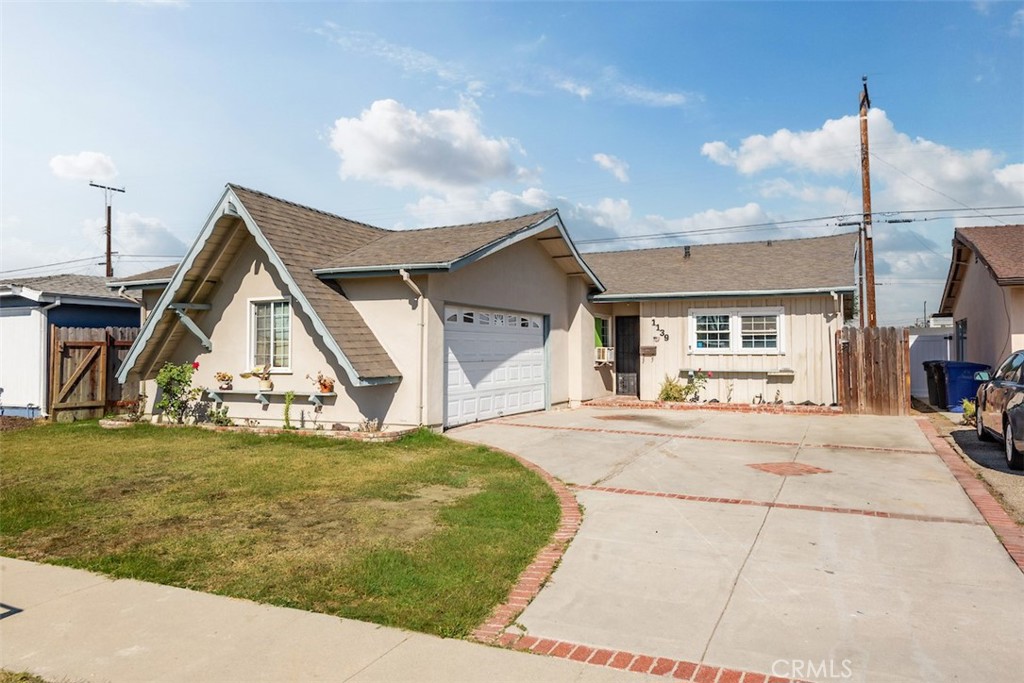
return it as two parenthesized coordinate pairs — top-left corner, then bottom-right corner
(859, 76), (877, 327)
(89, 182), (125, 277)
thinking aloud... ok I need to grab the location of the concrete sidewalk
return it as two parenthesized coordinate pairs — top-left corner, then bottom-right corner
(0, 557), (655, 683)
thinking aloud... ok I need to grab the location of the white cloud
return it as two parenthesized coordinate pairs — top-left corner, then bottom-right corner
(407, 187), (553, 226)
(702, 109), (1024, 212)
(49, 151), (118, 183)
(329, 99), (524, 192)
(555, 79), (593, 100)
(1012, 8), (1024, 35)
(83, 211), (186, 257)
(758, 178), (854, 206)
(614, 82), (692, 108)
(593, 153), (630, 183)
(317, 24), (472, 87)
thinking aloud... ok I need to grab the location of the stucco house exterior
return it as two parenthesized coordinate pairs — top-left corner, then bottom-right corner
(114, 184), (857, 429)
(937, 225), (1024, 369)
(0, 275), (140, 417)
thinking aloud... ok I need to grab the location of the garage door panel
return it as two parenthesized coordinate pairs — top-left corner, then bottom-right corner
(445, 304), (546, 428)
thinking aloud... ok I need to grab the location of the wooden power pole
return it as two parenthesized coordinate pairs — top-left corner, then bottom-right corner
(859, 77), (877, 327)
(89, 182), (125, 277)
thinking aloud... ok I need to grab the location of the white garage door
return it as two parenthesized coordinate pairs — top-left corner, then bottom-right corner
(444, 305), (546, 427)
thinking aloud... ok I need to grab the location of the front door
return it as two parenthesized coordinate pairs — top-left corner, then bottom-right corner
(615, 315), (640, 397)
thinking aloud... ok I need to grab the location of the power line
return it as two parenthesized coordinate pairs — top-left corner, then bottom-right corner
(0, 254), (110, 277)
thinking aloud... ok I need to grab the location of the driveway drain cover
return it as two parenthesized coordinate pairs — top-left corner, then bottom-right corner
(747, 462), (832, 476)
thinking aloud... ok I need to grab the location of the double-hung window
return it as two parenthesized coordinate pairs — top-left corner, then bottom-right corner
(690, 308), (784, 354)
(252, 299), (291, 370)
(595, 317), (611, 347)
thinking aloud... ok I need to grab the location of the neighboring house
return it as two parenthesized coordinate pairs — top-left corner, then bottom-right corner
(114, 184), (857, 429)
(0, 275), (140, 417)
(937, 225), (1024, 369)
(584, 234), (857, 405)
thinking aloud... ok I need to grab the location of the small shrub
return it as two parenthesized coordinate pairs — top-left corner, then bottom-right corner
(659, 370), (710, 402)
(208, 406), (233, 426)
(961, 398), (976, 426)
(283, 391), (296, 429)
(357, 417), (381, 433)
(154, 362), (203, 423)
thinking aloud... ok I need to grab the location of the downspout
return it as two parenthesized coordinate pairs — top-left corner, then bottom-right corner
(39, 297), (62, 418)
(400, 269), (425, 426)
(117, 285), (142, 306)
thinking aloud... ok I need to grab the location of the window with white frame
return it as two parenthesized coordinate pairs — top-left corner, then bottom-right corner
(690, 308), (784, 354)
(252, 299), (291, 369)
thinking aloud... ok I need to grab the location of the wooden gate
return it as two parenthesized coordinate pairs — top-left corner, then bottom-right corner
(49, 326), (139, 420)
(835, 326), (911, 416)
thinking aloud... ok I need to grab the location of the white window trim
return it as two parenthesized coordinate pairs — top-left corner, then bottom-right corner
(688, 306), (785, 355)
(247, 296), (293, 373)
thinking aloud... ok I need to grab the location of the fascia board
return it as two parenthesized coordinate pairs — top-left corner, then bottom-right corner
(590, 286), (856, 303)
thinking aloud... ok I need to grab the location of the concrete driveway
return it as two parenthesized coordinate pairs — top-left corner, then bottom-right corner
(452, 407), (1024, 683)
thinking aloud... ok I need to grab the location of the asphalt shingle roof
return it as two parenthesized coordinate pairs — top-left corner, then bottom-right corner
(228, 185), (400, 380)
(320, 210), (558, 271)
(1, 274), (122, 300)
(583, 232), (859, 297)
(954, 225), (1024, 284)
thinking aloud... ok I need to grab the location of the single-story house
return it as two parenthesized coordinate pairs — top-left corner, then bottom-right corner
(113, 184), (857, 429)
(937, 225), (1024, 369)
(0, 275), (141, 417)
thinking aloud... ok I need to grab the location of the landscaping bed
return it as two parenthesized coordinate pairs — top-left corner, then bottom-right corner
(0, 421), (560, 637)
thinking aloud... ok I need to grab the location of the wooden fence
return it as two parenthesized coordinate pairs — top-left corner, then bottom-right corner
(49, 326), (139, 420)
(836, 326), (911, 416)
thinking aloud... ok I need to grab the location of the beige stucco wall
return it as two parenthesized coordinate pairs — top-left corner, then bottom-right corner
(613, 295), (841, 405)
(952, 258), (1024, 368)
(145, 232), (610, 429)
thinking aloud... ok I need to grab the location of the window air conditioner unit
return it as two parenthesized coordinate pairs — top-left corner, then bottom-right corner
(595, 347), (615, 365)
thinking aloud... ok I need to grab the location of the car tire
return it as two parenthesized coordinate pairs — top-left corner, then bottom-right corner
(977, 409), (994, 442)
(1006, 420), (1024, 471)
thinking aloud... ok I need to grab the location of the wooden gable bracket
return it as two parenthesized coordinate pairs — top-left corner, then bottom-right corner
(168, 303), (213, 351)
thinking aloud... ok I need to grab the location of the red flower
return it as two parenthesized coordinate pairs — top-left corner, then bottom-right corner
(708, 371), (714, 378)
(192, 361), (200, 370)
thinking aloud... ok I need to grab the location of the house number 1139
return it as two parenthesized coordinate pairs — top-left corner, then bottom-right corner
(650, 318), (669, 342)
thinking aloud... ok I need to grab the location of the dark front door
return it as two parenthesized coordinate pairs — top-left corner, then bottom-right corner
(615, 315), (640, 396)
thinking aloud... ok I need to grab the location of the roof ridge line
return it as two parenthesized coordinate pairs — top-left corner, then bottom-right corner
(394, 208), (558, 235)
(227, 183), (388, 233)
(582, 230), (858, 256)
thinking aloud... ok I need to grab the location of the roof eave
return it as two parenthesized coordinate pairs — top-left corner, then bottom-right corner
(106, 278), (172, 290)
(590, 286), (856, 303)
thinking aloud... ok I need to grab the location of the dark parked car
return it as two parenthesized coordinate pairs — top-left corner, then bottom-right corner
(976, 350), (1024, 470)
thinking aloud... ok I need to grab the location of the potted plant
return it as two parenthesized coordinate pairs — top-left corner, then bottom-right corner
(307, 371), (335, 394)
(214, 371), (233, 391)
(240, 364), (273, 391)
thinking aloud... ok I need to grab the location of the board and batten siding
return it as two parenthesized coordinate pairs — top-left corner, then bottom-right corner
(635, 295), (841, 405)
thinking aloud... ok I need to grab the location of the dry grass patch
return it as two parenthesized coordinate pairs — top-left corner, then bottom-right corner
(0, 422), (557, 637)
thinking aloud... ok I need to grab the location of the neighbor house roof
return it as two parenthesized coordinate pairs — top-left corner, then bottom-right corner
(938, 225), (1024, 316)
(0, 274), (129, 303)
(584, 232), (859, 301)
(108, 264), (178, 290)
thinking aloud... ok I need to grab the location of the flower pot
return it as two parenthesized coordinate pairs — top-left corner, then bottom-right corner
(318, 381), (335, 394)
(258, 379), (274, 391)
(219, 382), (233, 391)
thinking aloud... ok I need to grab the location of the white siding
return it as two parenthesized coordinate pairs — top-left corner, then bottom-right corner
(0, 307), (44, 411)
(633, 295), (841, 404)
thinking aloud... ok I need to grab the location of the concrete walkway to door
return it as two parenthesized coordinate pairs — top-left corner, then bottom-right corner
(452, 407), (1024, 683)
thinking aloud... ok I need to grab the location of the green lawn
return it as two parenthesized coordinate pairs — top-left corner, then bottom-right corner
(0, 422), (559, 637)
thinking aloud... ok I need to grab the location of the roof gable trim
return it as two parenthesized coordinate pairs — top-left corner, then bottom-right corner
(591, 285), (856, 303)
(116, 187), (398, 386)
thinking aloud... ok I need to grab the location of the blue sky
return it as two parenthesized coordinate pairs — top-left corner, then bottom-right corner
(2, 1), (1022, 324)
